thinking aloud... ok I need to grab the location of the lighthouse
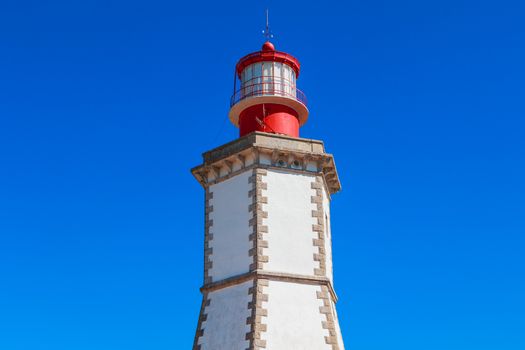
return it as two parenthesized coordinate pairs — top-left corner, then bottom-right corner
(191, 40), (345, 349)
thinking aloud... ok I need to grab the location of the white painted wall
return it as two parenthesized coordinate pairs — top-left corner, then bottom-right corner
(209, 170), (252, 281)
(262, 281), (331, 349)
(262, 170), (319, 276)
(198, 281), (252, 349)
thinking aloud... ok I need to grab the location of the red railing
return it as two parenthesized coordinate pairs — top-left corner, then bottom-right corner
(230, 79), (307, 107)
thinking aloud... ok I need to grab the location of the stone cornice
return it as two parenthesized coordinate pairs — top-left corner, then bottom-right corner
(191, 132), (341, 194)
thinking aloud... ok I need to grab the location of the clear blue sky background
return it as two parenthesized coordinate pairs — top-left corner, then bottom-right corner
(1, 0), (524, 349)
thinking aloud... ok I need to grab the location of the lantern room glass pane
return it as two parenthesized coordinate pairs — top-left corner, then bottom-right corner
(239, 61), (297, 99)
(274, 62), (282, 79)
(282, 65), (288, 95)
(273, 62), (282, 96)
(253, 63), (262, 94)
(261, 62), (271, 94)
(244, 65), (252, 97)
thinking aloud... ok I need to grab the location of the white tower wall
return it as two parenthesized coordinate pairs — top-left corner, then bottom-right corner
(262, 170), (319, 276)
(262, 281), (333, 349)
(197, 281), (253, 349)
(208, 171), (252, 281)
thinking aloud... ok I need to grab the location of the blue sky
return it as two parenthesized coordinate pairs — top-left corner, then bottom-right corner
(1, 0), (524, 349)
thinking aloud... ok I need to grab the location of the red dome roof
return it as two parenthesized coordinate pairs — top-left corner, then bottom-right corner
(262, 41), (275, 51)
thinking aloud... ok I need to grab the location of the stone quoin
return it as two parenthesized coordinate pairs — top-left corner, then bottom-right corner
(191, 41), (345, 349)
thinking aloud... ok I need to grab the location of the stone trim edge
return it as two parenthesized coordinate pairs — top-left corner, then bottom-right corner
(192, 292), (210, 350)
(204, 187), (213, 285)
(246, 168), (269, 349)
(318, 285), (341, 350)
(246, 278), (269, 350)
(248, 168), (269, 271)
(312, 176), (327, 277)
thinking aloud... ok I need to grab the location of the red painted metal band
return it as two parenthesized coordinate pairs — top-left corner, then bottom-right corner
(236, 50), (301, 78)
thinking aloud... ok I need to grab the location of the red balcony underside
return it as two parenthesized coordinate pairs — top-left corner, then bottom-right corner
(239, 104), (300, 137)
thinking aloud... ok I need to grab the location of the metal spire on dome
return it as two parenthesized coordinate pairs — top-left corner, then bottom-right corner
(262, 8), (274, 40)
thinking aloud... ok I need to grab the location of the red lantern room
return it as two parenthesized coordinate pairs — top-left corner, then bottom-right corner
(229, 41), (309, 138)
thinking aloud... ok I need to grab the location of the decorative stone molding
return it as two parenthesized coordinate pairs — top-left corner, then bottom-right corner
(248, 168), (269, 272)
(204, 188), (214, 285)
(192, 292), (211, 350)
(247, 169), (269, 349)
(318, 285), (341, 350)
(246, 278), (269, 350)
(311, 176), (327, 277)
(192, 132), (341, 195)
(192, 187), (215, 349)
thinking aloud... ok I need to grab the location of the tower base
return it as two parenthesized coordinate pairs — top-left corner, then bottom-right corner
(193, 274), (344, 350)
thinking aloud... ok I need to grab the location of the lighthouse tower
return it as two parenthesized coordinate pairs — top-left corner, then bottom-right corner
(191, 40), (345, 350)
